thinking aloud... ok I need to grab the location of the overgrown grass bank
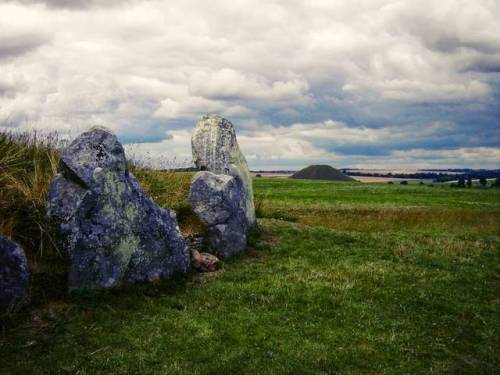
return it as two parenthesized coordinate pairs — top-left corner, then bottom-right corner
(0, 132), (196, 308)
(0, 132), (196, 259)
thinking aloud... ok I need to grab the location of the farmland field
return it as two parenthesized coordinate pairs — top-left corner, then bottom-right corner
(1, 177), (499, 374)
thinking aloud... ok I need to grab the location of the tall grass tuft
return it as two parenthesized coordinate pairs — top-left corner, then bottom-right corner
(0, 131), (62, 262)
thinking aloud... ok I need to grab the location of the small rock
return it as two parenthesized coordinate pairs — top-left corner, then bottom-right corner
(191, 250), (220, 273)
(0, 235), (29, 314)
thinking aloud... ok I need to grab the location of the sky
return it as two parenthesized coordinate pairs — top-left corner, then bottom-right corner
(0, 0), (499, 170)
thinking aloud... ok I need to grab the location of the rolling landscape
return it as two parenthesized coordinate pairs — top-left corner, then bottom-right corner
(1, 1), (500, 374)
(1, 130), (499, 374)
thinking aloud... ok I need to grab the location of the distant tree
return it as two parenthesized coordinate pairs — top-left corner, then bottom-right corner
(255, 174), (262, 178)
(419, 181), (424, 185)
(457, 177), (465, 188)
(466, 176), (472, 188)
(387, 181), (394, 184)
(400, 180), (408, 185)
(479, 177), (487, 187)
(450, 183), (458, 188)
(492, 177), (500, 188)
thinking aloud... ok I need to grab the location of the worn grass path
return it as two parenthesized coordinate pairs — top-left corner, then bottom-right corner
(1, 179), (499, 374)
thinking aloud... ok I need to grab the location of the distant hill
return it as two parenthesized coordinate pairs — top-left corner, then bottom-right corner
(291, 165), (355, 181)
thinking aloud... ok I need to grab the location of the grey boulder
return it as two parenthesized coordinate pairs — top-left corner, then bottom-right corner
(189, 171), (247, 258)
(47, 126), (190, 291)
(0, 236), (29, 314)
(191, 115), (256, 228)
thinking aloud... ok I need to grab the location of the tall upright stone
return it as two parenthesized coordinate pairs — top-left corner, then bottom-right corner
(47, 126), (190, 291)
(0, 236), (29, 314)
(191, 115), (256, 228)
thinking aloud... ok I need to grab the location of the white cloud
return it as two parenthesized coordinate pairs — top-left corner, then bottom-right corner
(0, 0), (499, 168)
(189, 69), (310, 102)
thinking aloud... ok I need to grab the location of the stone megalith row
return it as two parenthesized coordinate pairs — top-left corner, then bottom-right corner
(47, 126), (190, 291)
(189, 115), (255, 258)
(0, 235), (29, 315)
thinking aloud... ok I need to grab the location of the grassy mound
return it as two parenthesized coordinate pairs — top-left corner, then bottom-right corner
(291, 164), (354, 181)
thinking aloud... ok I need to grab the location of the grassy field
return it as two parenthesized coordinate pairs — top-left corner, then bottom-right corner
(1, 170), (499, 374)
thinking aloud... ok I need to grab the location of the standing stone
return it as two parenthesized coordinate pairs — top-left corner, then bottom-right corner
(189, 171), (247, 258)
(47, 126), (190, 291)
(0, 236), (29, 314)
(191, 115), (256, 227)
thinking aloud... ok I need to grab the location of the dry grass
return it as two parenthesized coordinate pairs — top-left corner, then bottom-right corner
(128, 168), (204, 234)
(258, 203), (500, 235)
(0, 131), (61, 261)
(128, 168), (193, 212)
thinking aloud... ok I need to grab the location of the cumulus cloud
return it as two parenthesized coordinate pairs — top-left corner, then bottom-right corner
(10, 0), (134, 9)
(0, 0), (498, 168)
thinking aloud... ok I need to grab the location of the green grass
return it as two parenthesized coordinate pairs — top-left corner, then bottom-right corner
(1, 172), (499, 374)
(254, 179), (500, 236)
(254, 178), (500, 209)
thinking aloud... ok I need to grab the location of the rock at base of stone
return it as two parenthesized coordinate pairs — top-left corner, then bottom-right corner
(47, 126), (190, 291)
(189, 171), (247, 258)
(191, 114), (256, 228)
(0, 236), (29, 315)
(191, 250), (220, 273)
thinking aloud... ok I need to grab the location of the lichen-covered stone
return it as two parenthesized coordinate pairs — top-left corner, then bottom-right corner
(189, 171), (247, 258)
(47, 126), (190, 291)
(191, 115), (256, 227)
(0, 236), (29, 314)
